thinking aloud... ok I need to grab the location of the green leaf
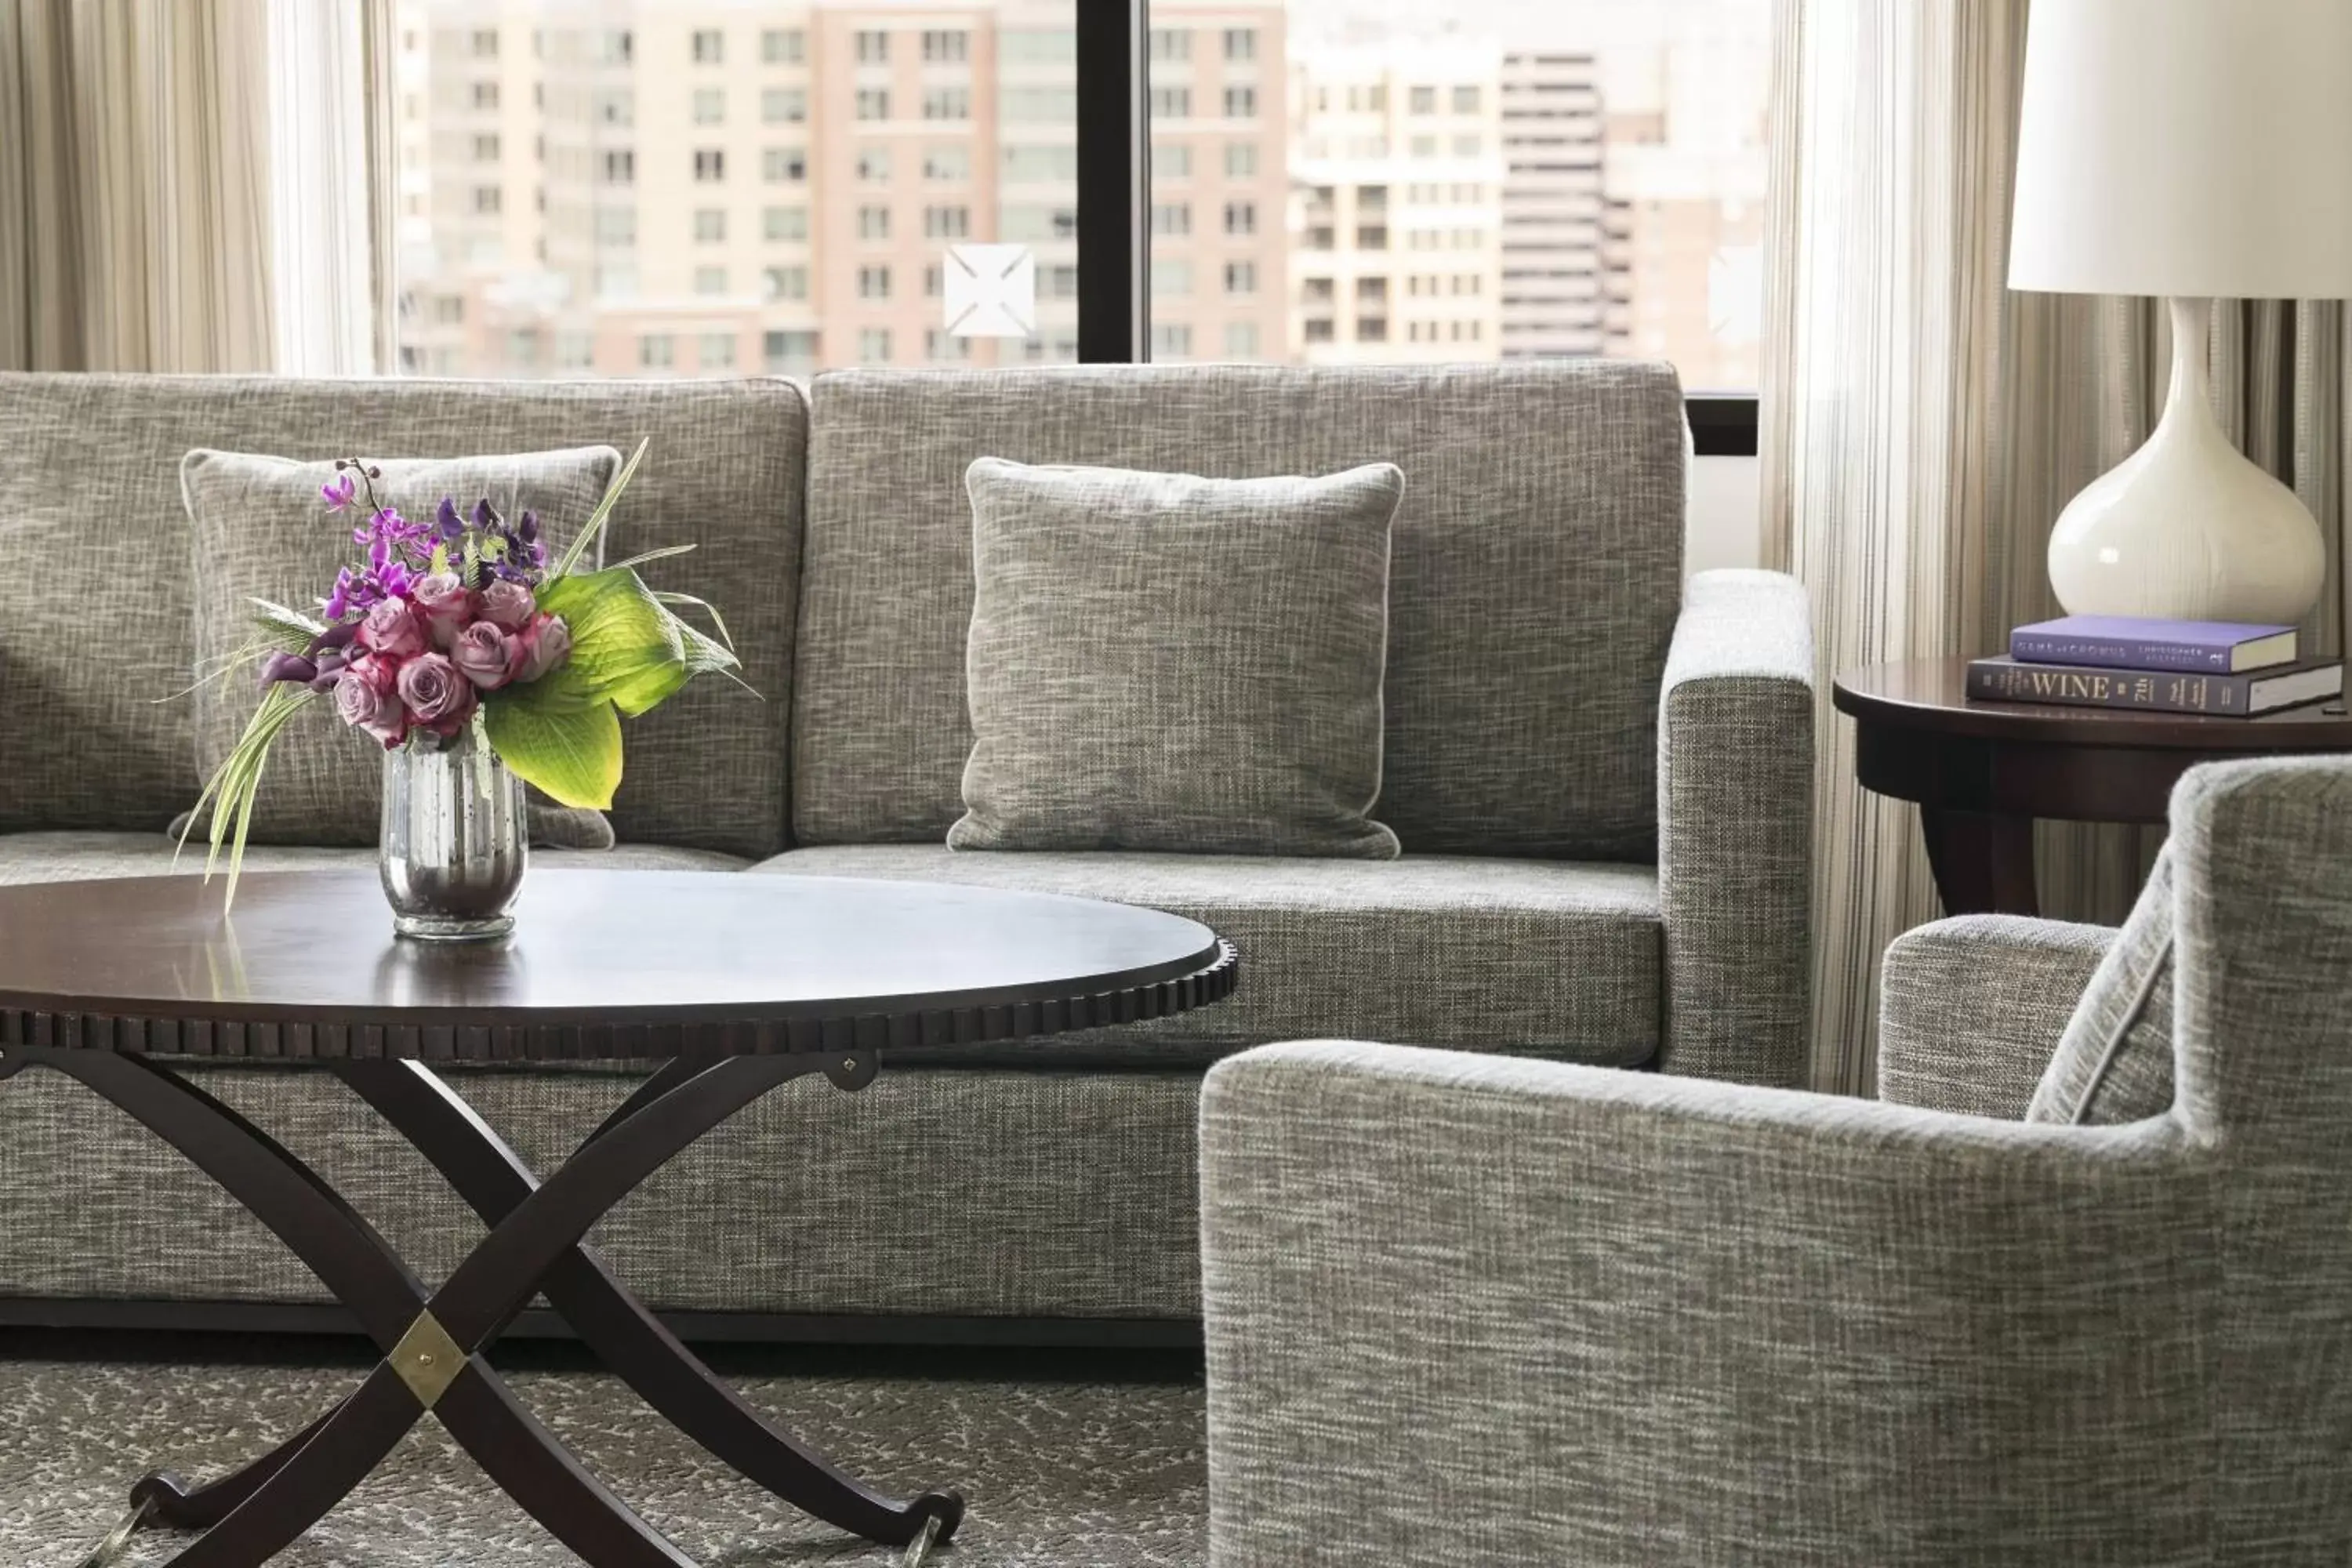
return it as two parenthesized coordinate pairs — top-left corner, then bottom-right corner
(483, 666), (623, 808)
(652, 590), (735, 652)
(536, 565), (739, 718)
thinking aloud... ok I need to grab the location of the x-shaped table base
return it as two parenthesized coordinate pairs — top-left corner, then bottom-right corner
(6, 1047), (964, 1566)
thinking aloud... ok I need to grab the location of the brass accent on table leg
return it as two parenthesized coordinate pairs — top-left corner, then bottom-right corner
(388, 1310), (467, 1410)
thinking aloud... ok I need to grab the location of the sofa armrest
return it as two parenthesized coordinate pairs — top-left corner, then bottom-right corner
(1200, 1040), (2208, 1567)
(1656, 568), (1813, 1085)
(1877, 916), (2114, 1120)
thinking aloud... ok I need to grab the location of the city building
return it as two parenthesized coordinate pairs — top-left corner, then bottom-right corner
(1497, 51), (1620, 360)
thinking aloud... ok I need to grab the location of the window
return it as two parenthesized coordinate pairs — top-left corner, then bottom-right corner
(924, 328), (971, 361)
(1224, 86), (1257, 119)
(764, 329), (818, 372)
(1151, 202), (1191, 237)
(1301, 277), (1335, 303)
(692, 148), (725, 182)
(1451, 84), (1480, 114)
(1005, 144), (1077, 182)
(762, 88), (805, 125)
(1149, 28), (1191, 63)
(1453, 133), (1481, 157)
(858, 327), (891, 361)
(1041, 263), (1080, 299)
(1225, 321), (1260, 357)
(1357, 277), (1388, 303)
(1303, 318), (1335, 343)
(855, 89), (890, 122)
(1223, 201), (1257, 237)
(1152, 259), (1192, 296)
(691, 29), (723, 65)
(1225, 143), (1258, 179)
(764, 205), (807, 241)
(921, 30), (968, 64)
(601, 30), (632, 64)
(600, 150), (634, 185)
(857, 147), (891, 182)
(924, 205), (970, 239)
(471, 133), (499, 162)
(858, 205), (891, 240)
(471, 81), (499, 111)
(470, 28), (498, 58)
(858, 264), (891, 299)
(1225, 260), (1257, 295)
(924, 263), (943, 298)
(471, 186), (501, 215)
(1155, 144), (1192, 180)
(594, 89), (631, 127)
(694, 208), (725, 243)
(1357, 224), (1388, 250)
(692, 88), (724, 125)
(855, 31), (888, 64)
(699, 332), (735, 369)
(594, 207), (634, 245)
(764, 264), (808, 300)
(694, 266), (727, 295)
(761, 28), (803, 65)
(1151, 322), (1192, 358)
(1003, 204), (1078, 241)
(1410, 85), (1436, 114)
(1359, 184), (1388, 212)
(557, 330), (593, 369)
(1224, 28), (1257, 62)
(925, 146), (972, 181)
(431, 296), (463, 325)
(1004, 87), (1076, 122)
(922, 88), (970, 122)
(762, 147), (805, 183)
(1149, 86), (1191, 120)
(639, 333), (673, 368)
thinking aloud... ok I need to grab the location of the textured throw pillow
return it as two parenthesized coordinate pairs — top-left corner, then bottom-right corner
(2027, 843), (2179, 1124)
(951, 457), (1405, 858)
(182, 447), (621, 846)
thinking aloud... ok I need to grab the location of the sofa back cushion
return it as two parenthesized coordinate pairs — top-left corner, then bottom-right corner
(0, 375), (804, 857)
(793, 361), (1686, 857)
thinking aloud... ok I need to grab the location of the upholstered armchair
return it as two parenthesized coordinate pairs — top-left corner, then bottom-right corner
(1200, 755), (2352, 1565)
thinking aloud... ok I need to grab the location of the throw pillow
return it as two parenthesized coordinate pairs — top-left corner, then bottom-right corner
(951, 457), (1405, 858)
(167, 796), (614, 851)
(2026, 843), (2179, 1124)
(182, 447), (621, 846)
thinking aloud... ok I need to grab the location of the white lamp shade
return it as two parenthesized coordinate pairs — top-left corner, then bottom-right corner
(2009, 0), (2352, 299)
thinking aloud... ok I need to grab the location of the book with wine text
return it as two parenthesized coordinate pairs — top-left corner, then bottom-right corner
(1965, 656), (2343, 717)
(2009, 615), (2298, 673)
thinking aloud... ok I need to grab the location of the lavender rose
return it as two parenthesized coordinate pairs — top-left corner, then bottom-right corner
(395, 651), (477, 735)
(479, 579), (536, 633)
(408, 572), (477, 650)
(452, 620), (520, 690)
(334, 660), (407, 749)
(357, 596), (427, 659)
(512, 613), (572, 684)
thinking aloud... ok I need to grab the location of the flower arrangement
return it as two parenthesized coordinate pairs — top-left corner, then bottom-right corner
(192, 440), (738, 892)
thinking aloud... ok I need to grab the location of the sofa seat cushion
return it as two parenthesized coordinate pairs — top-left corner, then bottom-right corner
(753, 845), (1662, 1069)
(0, 832), (747, 887)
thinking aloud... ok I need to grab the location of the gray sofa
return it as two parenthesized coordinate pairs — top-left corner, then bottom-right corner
(1199, 756), (2352, 1564)
(0, 362), (1813, 1335)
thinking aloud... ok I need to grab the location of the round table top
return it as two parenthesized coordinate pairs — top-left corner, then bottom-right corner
(0, 871), (1236, 1062)
(1834, 656), (2352, 750)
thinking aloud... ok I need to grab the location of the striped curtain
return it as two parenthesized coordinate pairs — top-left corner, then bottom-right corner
(0, 0), (389, 375)
(1761, 0), (2352, 1094)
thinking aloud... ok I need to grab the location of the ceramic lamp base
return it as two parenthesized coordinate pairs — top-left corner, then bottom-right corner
(2047, 297), (2325, 625)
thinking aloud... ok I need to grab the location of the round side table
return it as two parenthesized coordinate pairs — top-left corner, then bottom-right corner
(1833, 656), (2352, 916)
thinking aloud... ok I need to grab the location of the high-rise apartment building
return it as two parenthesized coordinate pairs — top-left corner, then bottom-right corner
(1288, 38), (1504, 365)
(1497, 53), (1619, 360)
(394, 0), (1286, 378)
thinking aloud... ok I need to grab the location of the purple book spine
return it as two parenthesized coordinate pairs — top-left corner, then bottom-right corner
(2007, 630), (2231, 673)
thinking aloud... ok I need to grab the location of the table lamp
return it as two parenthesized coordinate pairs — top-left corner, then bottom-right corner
(2008, 0), (2352, 623)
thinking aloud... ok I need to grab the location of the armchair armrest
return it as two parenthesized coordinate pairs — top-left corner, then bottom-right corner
(1657, 569), (1813, 1085)
(1200, 1040), (2209, 1568)
(1878, 915), (2114, 1120)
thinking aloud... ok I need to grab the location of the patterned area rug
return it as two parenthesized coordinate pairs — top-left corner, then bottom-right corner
(0, 1334), (1206, 1566)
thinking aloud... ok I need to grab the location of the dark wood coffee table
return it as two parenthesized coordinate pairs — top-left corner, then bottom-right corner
(0, 869), (1236, 1568)
(1835, 656), (2352, 914)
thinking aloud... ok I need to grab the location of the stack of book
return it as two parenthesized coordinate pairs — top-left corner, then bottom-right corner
(1967, 616), (2344, 717)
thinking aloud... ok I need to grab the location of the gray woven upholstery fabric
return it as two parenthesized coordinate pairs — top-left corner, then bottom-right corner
(758, 843), (1660, 1067)
(2028, 844), (2178, 1126)
(1878, 916), (2115, 1120)
(182, 445), (619, 845)
(1655, 568), (1813, 1084)
(168, 803), (619, 851)
(953, 458), (1403, 858)
(0, 831), (745, 884)
(794, 362), (1686, 857)
(0, 373), (803, 855)
(1200, 755), (2352, 1566)
(0, 1064), (1203, 1318)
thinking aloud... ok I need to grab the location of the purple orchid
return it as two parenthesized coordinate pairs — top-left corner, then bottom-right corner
(321, 472), (358, 512)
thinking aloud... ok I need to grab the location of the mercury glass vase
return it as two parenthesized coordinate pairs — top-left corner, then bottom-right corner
(379, 728), (526, 942)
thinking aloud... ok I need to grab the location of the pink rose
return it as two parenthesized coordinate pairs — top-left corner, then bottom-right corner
(451, 620), (520, 691)
(334, 664), (407, 749)
(408, 572), (477, 650)
(357, 597), (427, 659)
(512, 612), (572, 684)
(395, 651), (477, 735)
(478, 579), (537, 633)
